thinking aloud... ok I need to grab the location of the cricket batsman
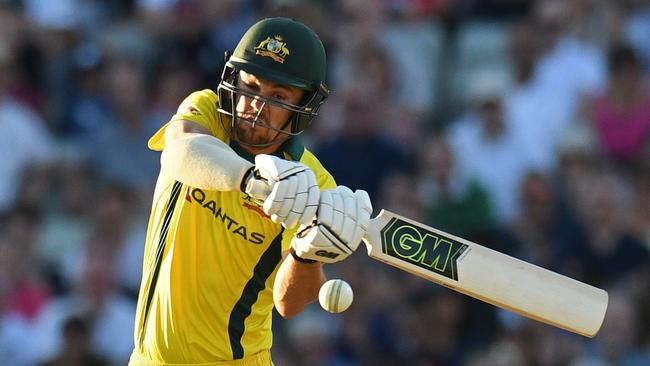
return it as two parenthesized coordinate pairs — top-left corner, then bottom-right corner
(129, 17), (372, 365)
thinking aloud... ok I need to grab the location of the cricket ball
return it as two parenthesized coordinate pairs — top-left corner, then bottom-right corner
(319, 279), (353, 313)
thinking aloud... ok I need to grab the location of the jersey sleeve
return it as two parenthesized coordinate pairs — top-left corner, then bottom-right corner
(280, 150), (337, 252)
(148, 89), (231, 151)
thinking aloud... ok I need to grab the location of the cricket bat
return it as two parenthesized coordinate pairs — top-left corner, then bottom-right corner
(363, 209), (608, 338)
(245, 180), (608, 337)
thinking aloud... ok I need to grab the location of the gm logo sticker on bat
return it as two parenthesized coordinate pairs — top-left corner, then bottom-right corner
(380, 218), (469, 281)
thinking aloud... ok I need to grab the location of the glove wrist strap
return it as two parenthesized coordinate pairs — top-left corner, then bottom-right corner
(240, 167), (255, 192)
(290, 247), (317, 264)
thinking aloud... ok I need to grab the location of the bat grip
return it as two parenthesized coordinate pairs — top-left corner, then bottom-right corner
(245, 174), (272, 204)
(246, 178), (375, 245)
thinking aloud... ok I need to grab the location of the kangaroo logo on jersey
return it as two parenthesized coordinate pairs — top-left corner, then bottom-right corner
(254, 35), (290, 63)
(380, 218), (468, 281)
(241, 194), (270, 219)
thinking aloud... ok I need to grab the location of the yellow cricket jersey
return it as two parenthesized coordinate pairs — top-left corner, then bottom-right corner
(131, 89), (336, 365)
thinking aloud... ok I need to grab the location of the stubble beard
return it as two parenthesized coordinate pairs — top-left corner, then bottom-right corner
(234, 119), (271, 146)
(234, 119), (289, 151)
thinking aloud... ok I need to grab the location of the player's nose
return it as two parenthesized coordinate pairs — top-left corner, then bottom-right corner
(248, 95), (265, 113)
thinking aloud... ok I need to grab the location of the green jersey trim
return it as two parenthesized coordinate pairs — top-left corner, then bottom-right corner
(138, 181), (183, 347)
(228, 230), (283, 359)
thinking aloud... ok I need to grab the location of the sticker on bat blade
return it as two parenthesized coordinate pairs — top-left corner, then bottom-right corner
(380, 218), (469, 281)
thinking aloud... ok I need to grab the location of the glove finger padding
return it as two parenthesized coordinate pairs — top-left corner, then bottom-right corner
(318, 190), (334, 228)
(351, 189), (372, 247)
(340, 187), (357, 245)
(265, 175), (296, 220)
(283, 173), (308, 229)
(300, 183), (320, 226)
(330, 190), (345, 237)
(250, 154), (321, 229)
(254, 154), (306, 181)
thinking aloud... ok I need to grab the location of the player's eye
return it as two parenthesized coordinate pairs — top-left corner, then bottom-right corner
(241, 82), (259, 92)
(272, 93), (287, 101)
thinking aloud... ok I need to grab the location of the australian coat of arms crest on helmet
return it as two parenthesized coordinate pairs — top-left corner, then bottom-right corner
(254, 35), (290, 63)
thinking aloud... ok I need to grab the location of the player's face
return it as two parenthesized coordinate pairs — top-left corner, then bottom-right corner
(234, 70), (304, 154)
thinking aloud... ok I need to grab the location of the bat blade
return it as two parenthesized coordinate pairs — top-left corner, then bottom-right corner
(362, 209), (608, 337)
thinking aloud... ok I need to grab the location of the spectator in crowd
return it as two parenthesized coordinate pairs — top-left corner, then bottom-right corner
(573, 171), (649, 286)
(448, 70), (537, 224)
(554, 126), (600, 216)
(0, 227), (40, 366)
(2, 207), (52, 321)
(12, 165), (56, 215)
(511, 172), (588, 274)
(316, 90), (413, 204)
(589, 43), (650, 168)
(145, 59), (201, 133)
(409, 291), (468, 364)
(532, 0), (606, 125)
(504, 17), (557, 169)
(56, 182), (144, 297)
(624, 0), (650, 75)
(23, 0), (85, 132)
(40, 316), (109, 366)
(89, 57), (160, 190)
(0, 42), (56, 214)
(136, 0), (207, 43)
(94, 183), (145, 297)
(416, 134), (496, 238)
(38, 163), (95, 293)
(61, 44), (113, 144)
(33, 241), (135, 365)
(505, 0), (607, 172)
(629, 167), (650, 250)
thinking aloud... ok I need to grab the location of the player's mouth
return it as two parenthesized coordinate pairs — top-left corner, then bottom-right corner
(237, 113), (270, 128)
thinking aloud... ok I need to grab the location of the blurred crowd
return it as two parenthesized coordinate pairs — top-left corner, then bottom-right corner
(1, 0), (650, 365)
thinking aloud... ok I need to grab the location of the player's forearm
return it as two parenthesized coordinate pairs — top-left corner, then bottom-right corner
(160, 133), (253, 191)
(273, 253), (325, 319)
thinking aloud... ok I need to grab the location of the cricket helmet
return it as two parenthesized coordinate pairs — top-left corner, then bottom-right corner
(217, 17), (329, 147)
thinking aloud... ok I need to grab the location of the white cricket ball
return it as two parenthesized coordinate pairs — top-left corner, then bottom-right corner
(319, 279), (353, 313)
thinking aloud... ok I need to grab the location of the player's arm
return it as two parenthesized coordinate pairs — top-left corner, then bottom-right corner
(160, 119), (319, 228)
(160, 119), (253, 190)
(273, 252), (325, 319)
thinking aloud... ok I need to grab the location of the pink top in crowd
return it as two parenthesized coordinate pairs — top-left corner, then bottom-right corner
(592, 93), (650, 162)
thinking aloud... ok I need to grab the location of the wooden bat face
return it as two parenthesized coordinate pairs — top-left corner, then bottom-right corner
(363, 210), (608, 337)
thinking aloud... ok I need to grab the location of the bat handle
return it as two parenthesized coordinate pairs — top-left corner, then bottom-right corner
(245, 174), (272, 204)
(361, 217), (379, 255)
(245, 179), (377, 247)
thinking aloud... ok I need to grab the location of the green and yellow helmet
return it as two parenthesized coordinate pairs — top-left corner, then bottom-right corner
(217, 17), (329, 147)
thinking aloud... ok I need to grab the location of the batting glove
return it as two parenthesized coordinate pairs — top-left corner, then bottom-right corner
(291, 186), (372, 263)
(243, 154), (320, 229)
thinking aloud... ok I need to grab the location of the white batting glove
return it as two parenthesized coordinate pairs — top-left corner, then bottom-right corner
(243, 154), (320, 229)
(291, 186), (372, 263)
